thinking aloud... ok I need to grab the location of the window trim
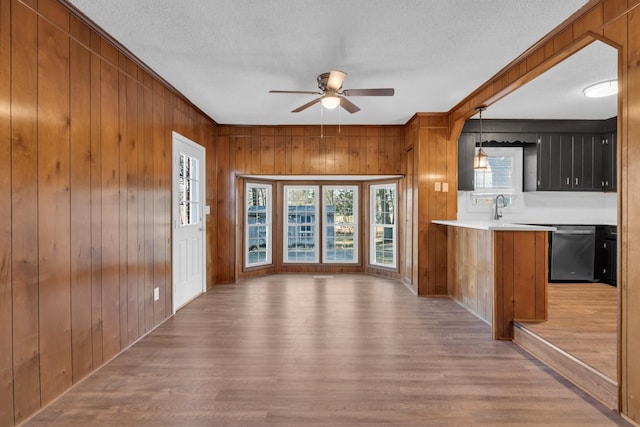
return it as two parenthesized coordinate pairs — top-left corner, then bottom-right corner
(283, 185), (320, 264)
(369, 182), (397, 269)
(322, 185), (359, 264)
(244, 182), (273, 268)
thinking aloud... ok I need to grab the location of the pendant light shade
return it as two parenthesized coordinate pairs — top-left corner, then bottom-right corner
(474, 147), (489, 169)
(474, 105), (488, 170)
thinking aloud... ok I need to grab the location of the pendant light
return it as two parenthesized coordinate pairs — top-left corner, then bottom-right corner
(474, 105), (489, 170)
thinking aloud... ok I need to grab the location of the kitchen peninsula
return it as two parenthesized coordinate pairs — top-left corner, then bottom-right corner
(433, 220), (555, 339)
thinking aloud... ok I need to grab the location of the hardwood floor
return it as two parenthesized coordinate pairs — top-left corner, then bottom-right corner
(25, 275), (628, 426)
(519, 283), (617, 381)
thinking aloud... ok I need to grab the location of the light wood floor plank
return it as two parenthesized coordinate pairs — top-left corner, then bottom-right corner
(521, 283), (617, 381)
(26, 275), (628, 426)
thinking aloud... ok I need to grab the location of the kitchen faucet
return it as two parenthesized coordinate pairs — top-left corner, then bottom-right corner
(494, 194), (506, 220)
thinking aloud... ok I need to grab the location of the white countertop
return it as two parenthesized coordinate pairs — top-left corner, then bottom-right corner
(432, 220), (556, 231)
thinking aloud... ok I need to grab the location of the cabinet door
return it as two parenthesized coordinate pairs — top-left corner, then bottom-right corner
(604, 132), (617, 192)
(573, 134), (602, 191)
(538, 134), (573, 190)
(559, 135), (573, 190)
(457, 133), (476, 191)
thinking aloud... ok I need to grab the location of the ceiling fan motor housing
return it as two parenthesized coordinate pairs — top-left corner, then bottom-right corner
(317, 72), (331, 91)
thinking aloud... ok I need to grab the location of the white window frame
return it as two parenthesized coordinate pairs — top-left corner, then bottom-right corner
(245, 182), (273, 268)
(470, 147), (523, 213)
(283, 185), (320, 263)
(322, 185), (359, 264)
(370, 183), (397, 269)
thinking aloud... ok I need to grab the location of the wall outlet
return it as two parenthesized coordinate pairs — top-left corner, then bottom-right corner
(154, 287), (159, 301)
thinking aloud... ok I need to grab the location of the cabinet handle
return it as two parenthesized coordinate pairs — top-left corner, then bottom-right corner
(566, 177), (570, 185)
(575, 178), (578, 185)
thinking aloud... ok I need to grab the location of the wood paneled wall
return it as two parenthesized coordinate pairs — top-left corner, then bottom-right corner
(216, 125), (404, 283)
(493, 231), (547, 339)
(447, 1), (639, 421)
(446, 227), (494, 325)
(445, 227), (547, 340)
(0, 1), (217, 424)
(404, 114), (457, 296)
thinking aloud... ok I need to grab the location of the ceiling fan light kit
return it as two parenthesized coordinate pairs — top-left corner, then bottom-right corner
(270, 70), (394, 114)
(321, 95), (340, 109)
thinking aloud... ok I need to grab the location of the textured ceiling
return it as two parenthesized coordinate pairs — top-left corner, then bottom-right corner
(66, 0), (608, 125)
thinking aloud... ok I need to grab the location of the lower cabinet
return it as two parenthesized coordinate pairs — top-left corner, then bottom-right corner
(595, 225), (617, 286)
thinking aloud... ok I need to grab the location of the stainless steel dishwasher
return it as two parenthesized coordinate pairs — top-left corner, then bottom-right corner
(549, 225), (596, 282)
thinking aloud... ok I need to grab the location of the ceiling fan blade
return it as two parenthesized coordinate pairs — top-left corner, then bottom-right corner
(270, 90), (322, 95)
(342, 88), (395, 96)
(292, 97), (322, 113)
(339, 97), (360, 114)
(327, 70), (347, 91)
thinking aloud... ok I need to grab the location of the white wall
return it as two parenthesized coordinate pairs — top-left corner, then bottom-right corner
(457, 190), (617, 225)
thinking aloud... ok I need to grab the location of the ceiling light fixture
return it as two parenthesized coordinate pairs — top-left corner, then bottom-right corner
(321, 95), (340, 109)
(583, 80), (617, 98)
(474, 105), (488, 170)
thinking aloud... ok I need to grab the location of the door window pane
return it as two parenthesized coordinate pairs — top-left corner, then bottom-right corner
(178, 153), (200, 226)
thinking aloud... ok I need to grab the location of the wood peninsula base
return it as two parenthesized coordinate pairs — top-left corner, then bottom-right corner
(433, 221), (553, 339)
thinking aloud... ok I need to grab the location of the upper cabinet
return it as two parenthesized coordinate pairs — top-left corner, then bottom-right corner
(457, 133), (476, 191)
(458, 119), (617, 193)
(536, 133), (604, 191)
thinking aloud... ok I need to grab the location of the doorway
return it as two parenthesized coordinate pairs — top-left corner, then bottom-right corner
(172, 131), (206, 312)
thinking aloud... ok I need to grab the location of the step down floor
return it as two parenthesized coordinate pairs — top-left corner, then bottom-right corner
(513, 322), (618, 410)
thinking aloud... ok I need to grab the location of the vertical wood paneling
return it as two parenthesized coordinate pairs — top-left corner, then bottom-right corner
(11, 1), (41, 421)
(126, 73), (140, 343)
(534, 231), (547, 320)
(3, 3), (218, 423)
(136, 81), (146, 332)
(118, 71), (129, 350)
(100, 59), (121, 362)
(0, 0), (13, 423)
(512, 232), (535, 320)
(216, 133), (232, 282)
(152, 91), (166, 324)
(163, 95), (172, 318)
(69, 39), (93, 384)
(624, 5), (640, 420)
(37, 15), (72, 405)
(142, 84), (154, 331)
(89, 52), (103, 368)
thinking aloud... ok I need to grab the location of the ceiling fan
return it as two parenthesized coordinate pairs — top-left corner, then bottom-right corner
(269, 70), (394, 113)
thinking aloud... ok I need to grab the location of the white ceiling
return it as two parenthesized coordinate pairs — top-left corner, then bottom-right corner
(66, 0), (614, 125)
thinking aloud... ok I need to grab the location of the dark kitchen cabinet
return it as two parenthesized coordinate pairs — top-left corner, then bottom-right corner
(595, 225), (617, 286)
(537, 134), (573, 190)
(603, 131), (617, 192)
(457, 133), (476, 191)
(537, 133), (603, 191)
(572, 134), (603, 190)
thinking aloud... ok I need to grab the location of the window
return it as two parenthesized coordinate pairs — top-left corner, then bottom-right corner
(245, 182), (272, 267)
(323, 186), (358, 263)
(370, 183), (397, 268)
(178, 153), (200, 226)
(471, 147), (523, 210)
(284, 186), (319, 263)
